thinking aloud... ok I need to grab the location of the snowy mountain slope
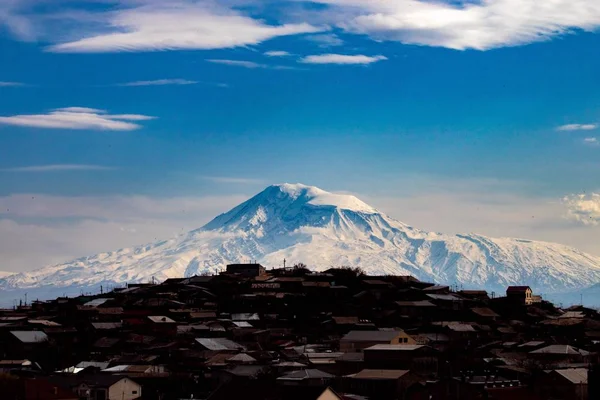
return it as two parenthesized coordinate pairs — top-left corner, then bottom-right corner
(0, 271), (15, 279)
(2, 183), (600, 303)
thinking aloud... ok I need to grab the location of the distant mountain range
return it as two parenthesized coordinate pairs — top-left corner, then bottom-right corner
(2, 183), (600, 306)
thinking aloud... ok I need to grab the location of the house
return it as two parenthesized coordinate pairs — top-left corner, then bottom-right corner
(344, 369), (420, 400)
(535, 368), (588, 400)
(340, 330), (415, 352)
(23, 377), (79, 400)
(362, 345), (438, 375)
(195, 338), (246, 351)
(226, 263), (266, 277)
(276, 369), (334, 386)
(529, 345), (590, 364)
(70, 376), (141, 400)
(506, 286), (533, 305)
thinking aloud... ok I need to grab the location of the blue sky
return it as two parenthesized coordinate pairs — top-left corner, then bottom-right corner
(1, 0), (600, 272)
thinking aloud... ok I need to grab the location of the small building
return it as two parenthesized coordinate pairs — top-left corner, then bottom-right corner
(362, 344), (438, 375)
(344, 369), (420, 400)
(506, 286), (533, 305)
(340, 330), (415, 352)
(535, 368), (588, 400)
(226, 264), (266, 277)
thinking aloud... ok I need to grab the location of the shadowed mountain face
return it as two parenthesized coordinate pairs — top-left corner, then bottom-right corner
(2, 183), (600, 305)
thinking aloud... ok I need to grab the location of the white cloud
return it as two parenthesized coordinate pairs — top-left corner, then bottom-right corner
(207, 59), (268, 69)
(2, 164), (115, 172)
(206, 59), (297, 70)
(0, 107), (155, 131)
(0, 81), (24, 87)
(312, 0), (600, 50)
(305, 33), (344, 47)
(264, 50), (291, 57)
(300, 54), (387, 64)
(584, 137), (599, 146)
(117, 78), (198, 86)
(200, 176), (266, 185)
(557, 124), (598, 131)
(46, 2), (320, 53)
(563, 193), (600, 226)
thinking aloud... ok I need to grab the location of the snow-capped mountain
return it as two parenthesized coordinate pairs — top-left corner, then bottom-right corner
(2, 183), (600, 304)
(0, 271), (15, 279)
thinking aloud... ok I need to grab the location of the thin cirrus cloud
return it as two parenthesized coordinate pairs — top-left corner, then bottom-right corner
(300, 54), (387, 64)
(563, 193), (600, 226)
(557, 123), (598, 131)
(206, 59), (297, 70)
(0, 81), (24, 87)
(264, 50), (291, 57)
(2, 164), (115, 172)
(0, 107), (155, 131)
(583, 137), (599, 146)
(312, 0), (600, 50)
(45, 3), (321, 53)
(304, 33), (344, 47)
(117, 78), (198, 87)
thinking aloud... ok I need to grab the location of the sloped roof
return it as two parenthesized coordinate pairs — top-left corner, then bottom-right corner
(341, 330), (401, 342)
(10, 331), (48, 343)
(364, 344), (425, 351)
(554, 368), (588, 384)
(352, 369), (410, 380)
(91, 322), (122, 330)
(426, 294), (463, 301)
(395, 300), (436, 307)
(471, 307), (500, 318)
(227, 353), (257, 363)
(196, 338), (246, 351)
(148, 316), (176, 323)
(507, 286), (531, 293)
(530, 345), (589, 356)
(83, 298), (112, 307)
(278, 369), (334, 380)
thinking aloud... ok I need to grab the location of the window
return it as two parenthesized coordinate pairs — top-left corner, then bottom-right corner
(132, 391), (138, 394)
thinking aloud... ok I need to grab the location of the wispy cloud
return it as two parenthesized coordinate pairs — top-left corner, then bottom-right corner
(200, 176), (266, 185)
(117, 78), (198, 87)
(583, 137), (599, 146)
(312, 0), (600, 50)
(0, 107), (155, 131)
(0, 81), (24, 87)
(45, 3), (320, 53)
(2, 164), (115, 172)
(557, 123), (598, 131)
(206, 59), (297, 70)
(305, 33), (344, 47)
(207, 59), (268, 69)
(563, 193), (600, 226)
(264, 50), (291, 57)
(300, 54), (387, 65)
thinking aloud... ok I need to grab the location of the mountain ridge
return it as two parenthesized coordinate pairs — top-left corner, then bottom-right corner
(2, 183), (600, 304)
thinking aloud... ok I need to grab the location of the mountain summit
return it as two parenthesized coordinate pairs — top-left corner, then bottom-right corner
(2, 183), (600, 303)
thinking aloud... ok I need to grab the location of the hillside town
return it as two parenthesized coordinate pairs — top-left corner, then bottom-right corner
(1, 263), (599, 400)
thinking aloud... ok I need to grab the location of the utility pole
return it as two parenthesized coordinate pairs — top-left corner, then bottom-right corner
(283, 258), (286, 269)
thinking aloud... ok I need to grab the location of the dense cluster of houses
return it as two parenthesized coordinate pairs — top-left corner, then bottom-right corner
(1, 263), (600, 400)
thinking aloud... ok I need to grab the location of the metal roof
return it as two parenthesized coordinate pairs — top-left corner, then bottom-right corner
(278, 369), (334, 380)
(341, 330), (402, 342)
(83, 298), (112, 307)
(530, 345), (589, 355)
(148, 316), (176, 323)
(196, 338), (246, 351)
(352, 369), (410, 380)
(10, 331), (48, 343)
(364, 344), (425, 351)
(554, 368), (588, 384)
